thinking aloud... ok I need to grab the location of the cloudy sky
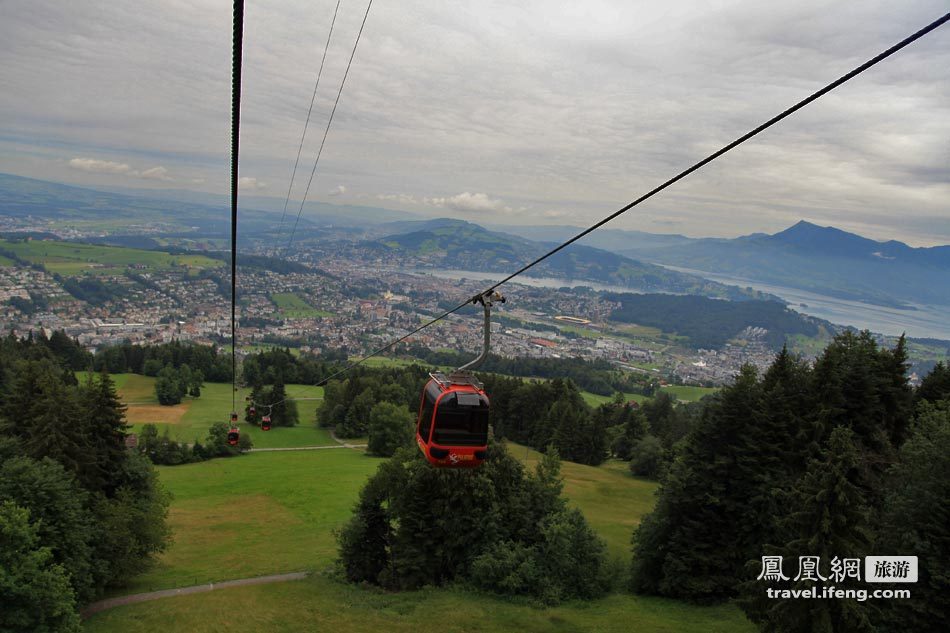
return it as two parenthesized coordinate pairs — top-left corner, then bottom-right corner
(1, 0), (948, 244)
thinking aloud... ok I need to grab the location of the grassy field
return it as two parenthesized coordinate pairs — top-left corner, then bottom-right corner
(507, 442), (657, 559)
(659, 385), (719, 403)
(0, 238), (221, 276)
(85, 573), (751, 633)
(84, 444), (752, 633)
(580, 391), (649, 408)
(270, 292), (334, 318)
(79, 374), (329, 448)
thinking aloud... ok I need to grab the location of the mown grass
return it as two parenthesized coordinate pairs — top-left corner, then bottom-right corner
(659, 385), (718, 403)
(85, 574), (752, 633)
(79, 374), (328, 448)
(84, 445), (752, 633)
(113, 450), (380, 594)
(506, 442), (657, 560)
(270, 292), (334, 318)
(0, 238), (221, 276)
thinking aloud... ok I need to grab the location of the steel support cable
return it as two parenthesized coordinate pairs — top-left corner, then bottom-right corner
(315, 12), (950, 386)
(287, 0), (374, 248)
(274, 0), (343, 252)
(230, 0), (245, 412)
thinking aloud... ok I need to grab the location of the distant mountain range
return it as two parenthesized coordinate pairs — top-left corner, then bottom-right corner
(497, 220), (950, 308)
(2, 173), (946, 308)
(370, 219), (768, 301)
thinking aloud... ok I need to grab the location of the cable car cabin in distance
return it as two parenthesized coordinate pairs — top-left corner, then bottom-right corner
(261, 415), (271, 431)
(416, 372), (489, 468)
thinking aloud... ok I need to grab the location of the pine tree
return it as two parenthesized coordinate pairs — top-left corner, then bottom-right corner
(631, 365), (767, 602)
(916, 361), (950, 405)
(78, 371), (129, 495)
(874, 402), (950, 631)
(742, 427), (874, 633)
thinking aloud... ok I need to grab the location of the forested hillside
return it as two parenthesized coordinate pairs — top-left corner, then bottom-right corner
(0, 334), (170, 631)
(629, 333), (950, 630)
(606, 293), (821, 350)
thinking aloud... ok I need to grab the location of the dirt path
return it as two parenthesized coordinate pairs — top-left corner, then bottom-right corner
(81, 572), (309, 619)
(249, 443), (365, 452)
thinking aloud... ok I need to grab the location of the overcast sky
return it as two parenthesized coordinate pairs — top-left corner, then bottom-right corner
(1, 0), (948, 245)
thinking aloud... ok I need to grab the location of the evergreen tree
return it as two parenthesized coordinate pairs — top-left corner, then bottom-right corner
(916, 361), (950, 404)
(740, 427), (874, 632)
(874, 402), (950, 631)
(630, 365), (767, 602)
(77, 371), (129, 495)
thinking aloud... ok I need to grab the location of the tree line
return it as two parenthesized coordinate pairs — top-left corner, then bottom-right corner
(402, 342), (648, 396)
(628, 333), (950, 632)
(0, 334), (170, 632)
(93, 339), (232, 382)
(137, 421), (251, 465)
(606, 292), (821, 350)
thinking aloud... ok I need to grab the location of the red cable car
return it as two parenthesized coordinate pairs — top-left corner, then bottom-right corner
(228, 411), (239, 445)
(416, 372), (490, 467)
(261, 415), (271, 431)
(413, 290), (503, 468)
(249, 405), (256, 416)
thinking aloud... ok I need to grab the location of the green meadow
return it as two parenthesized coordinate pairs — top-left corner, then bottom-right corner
(659, 385), (719, 402)
(0, 238), (221, 276)
(579, 391), (649, 408)
(79, 374), (328, 448)
(84, 443), (753, 633)
(270, 292), (334, 318)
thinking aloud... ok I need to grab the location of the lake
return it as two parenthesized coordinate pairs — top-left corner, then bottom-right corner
(408, 267), (950, 341)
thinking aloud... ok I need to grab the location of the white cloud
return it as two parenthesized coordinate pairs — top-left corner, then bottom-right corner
(427, 192), (510, 214)
(138, 166), (171, 181)
(68, 157), (174, 181)
(239, 176), (267, 190)
(68, 158), (132, 175)
(329, 184), (346, 196)
(377, 193), (420, 205)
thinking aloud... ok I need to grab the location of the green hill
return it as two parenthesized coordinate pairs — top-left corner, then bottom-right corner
(375, 219), (770, 301)
(83, 446), (753, 633)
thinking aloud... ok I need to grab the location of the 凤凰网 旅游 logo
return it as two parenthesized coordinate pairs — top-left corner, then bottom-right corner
(864, 556), (917, 583)
(757, 555), (917, 584)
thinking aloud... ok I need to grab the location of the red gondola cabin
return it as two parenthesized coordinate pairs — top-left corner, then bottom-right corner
(261, 415), (271, 431)
(249, 405), (256, 416)
(415, 372), (489, 468)
(227, 427), (240, 446)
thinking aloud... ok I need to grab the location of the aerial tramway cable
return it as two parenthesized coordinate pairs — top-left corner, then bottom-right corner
(230, 0), (245, 420)
(286, 0), (375, 249)
(314, 11), (950, 388)
(275, 0), (344, 249)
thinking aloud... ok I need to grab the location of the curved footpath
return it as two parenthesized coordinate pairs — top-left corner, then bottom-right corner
(81, 572), (309, 619)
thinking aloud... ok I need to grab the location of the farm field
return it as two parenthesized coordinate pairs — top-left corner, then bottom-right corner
(84, 444), (752, 633)
(0, 238), (222, 276)
(270, 292), (334, 318)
